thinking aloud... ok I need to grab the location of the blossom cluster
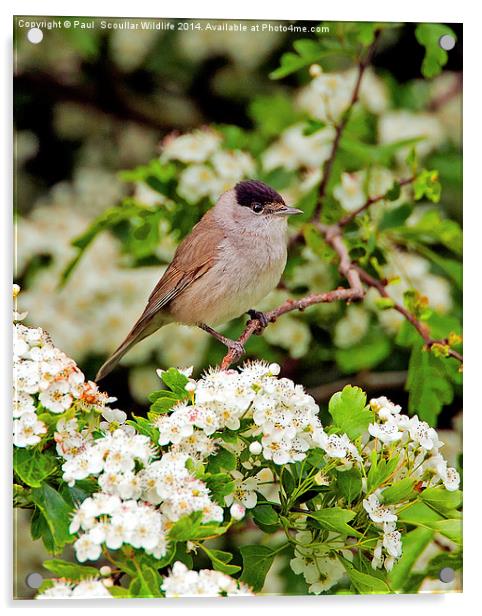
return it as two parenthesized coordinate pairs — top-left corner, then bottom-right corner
(362, 396), (460, 571)
(60, 433), (223, 562)
(155, 361), (328, 466)
(161, 561), (253, 597)
(161, 127), (256, 204)
(36, 577), (113, 599)
(13, 290), (114, 448)
(13, 287), (460, 597)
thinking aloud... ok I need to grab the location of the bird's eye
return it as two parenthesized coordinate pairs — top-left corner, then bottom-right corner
(252, 202), (263, 213)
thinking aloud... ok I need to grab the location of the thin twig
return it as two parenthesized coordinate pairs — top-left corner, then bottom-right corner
(314, 30), (381, 219)
(216, 29), (463, 371)
(338, 176), (415, 227)
(354, 266), (463, 363)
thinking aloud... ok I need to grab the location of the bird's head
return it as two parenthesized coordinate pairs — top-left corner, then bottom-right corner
(215, 180), (302, 231)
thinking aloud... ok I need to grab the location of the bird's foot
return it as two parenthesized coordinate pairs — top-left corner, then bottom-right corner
(247, 309), (269, 333)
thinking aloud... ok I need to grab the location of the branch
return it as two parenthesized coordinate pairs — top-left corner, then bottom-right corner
(220, 226), (363, 370)
(354, 265), (463, 363)
(313, 30), (381, 219)
(217, 29), (462, 371)
(338, 176), (415, 227)
(219, 224), (463, 369)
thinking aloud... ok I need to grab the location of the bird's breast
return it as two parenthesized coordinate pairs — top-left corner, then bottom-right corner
(170, 229), (287, 326)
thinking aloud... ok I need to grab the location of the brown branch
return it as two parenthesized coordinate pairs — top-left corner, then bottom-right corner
(338, 176), (415, 227)
(354, 265), (463, 363)
(313, 30), (381, 219)
(219, 225), (463, 369)
(217, 29), (462, 371)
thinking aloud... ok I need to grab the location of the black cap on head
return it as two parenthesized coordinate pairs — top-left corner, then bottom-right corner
(234, 180), (285, 208)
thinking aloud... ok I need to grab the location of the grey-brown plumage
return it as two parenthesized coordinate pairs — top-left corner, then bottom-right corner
(95, 180), (301, 381)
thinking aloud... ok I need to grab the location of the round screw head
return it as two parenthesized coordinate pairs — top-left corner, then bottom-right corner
(439, 567), (455, 583)
(439, 34), (456, 51)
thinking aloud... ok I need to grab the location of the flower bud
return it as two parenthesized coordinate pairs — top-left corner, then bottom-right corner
(309, 64), (322, 77)
(268, 363), (280, 376)
(249, 441), (262, 455)
(99, 566), (112, 576)
(230, 503), (246, 520)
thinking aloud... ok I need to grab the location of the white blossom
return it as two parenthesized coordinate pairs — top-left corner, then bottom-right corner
(363, 493), (398, 524)
(161, 561), (253, 597)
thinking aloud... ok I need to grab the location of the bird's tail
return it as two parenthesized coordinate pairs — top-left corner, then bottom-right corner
(95, 317), (162, 382)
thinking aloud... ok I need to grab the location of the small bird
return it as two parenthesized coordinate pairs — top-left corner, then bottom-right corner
(95, 179), (302, 381)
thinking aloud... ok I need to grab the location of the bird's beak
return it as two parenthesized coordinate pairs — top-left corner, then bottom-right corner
(274, 205), (303, 216)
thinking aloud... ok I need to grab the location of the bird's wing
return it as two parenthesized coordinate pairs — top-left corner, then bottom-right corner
(140, 210), (226, 323)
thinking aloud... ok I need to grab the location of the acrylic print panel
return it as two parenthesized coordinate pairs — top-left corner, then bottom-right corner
(13, 16), (462, 599)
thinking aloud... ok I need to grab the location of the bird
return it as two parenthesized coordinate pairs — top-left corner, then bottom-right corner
(95, 179), (302, 381)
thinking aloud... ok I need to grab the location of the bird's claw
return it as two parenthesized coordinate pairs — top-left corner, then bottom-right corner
(247, 309), (269, 332)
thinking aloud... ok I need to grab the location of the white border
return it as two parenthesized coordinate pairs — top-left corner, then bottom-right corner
(2, 1), (478, 614)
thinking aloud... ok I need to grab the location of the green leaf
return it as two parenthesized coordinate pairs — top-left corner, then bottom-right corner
(303, 119), (327, 136)
(388, 527), (434, 590)
(406, 342), (455, 425)
(127, 415), (159, 442)
(43, 559), (100, 581)
(423, 549), (462, 579)
(159, 367), (189, 394)
(309, 507), (360, 536)
(432, 519), (462, 544)
(252, 504), (278, 526)
(31, 484), (74, 553)
(168, 511), (203, 542)
(31, 509), (56, 553)
(201, 546), (241, 575)
(108, 586), (131, 598)
(398, 501), (444, 526)
(149, 391), (183, 414)
(239, 545), (277, 592)
(385, 181), (402, 201)
(204, 473), (235, 506)
(252, 504), (279, 528)
(413, 169), (441, 202)
(206, 447), (237, 473)
(421, 486), (462, 514)
(367, 454), (400, 492)
(303, 224), (336, 259)
(378, 203), (414, 231)
(129, 566), (162, 598)
(336, 468), (363, 505)
(328, 385), (372, 439)
(341, 558), (390, 594)
(415, 24), (456, 78)
(381, 478), (417, 505)
(13, 447), (57, 488)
